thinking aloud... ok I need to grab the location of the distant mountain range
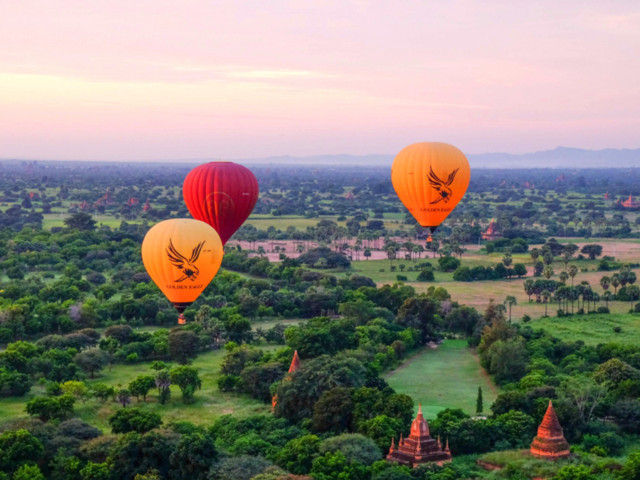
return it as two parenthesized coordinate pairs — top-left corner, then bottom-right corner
(1, 146), (639, 169)
(239, 146), (640, 169)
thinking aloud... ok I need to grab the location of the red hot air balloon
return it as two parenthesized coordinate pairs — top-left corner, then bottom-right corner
(183, 162), (259, 245)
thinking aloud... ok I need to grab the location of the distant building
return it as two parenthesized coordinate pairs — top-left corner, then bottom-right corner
(272, 350), (301, 411)
(481, 220), (502, 241)
(386, 404), (452, 467)
(530, 401), (570, 460)
(622, 194), (640, 209)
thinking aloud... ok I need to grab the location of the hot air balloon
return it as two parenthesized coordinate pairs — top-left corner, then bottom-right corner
(183, 162), (259, 245)
(142, 219), (223, 324)
(391, 142), (470, 240)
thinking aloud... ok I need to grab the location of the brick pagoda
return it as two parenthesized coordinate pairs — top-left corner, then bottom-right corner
(481, 220), (502, 241)
(386, 404), (452, 467)
(272, 350), (301, 410)
(530, 401), (570, 460)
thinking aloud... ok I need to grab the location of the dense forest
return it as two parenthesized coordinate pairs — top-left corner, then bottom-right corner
(1, 161), (640, 479)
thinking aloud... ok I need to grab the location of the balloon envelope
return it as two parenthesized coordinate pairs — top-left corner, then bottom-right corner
(183, 162), (259, 245)
(391, 142), (470, 230)
(141, 219), (223, 317)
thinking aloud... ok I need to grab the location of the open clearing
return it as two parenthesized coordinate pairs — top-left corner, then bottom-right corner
(385, 339), (499, 420)
(0, 349), (270, 432)
(531, 312), (640, 346)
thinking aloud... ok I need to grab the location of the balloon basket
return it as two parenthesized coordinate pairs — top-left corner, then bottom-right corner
(178, 314), (186, 325)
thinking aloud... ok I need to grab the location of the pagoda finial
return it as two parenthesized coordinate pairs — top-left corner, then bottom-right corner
(445, 438), (450, 453)
(389, 437), (395, 453)
(418, 403), (422, 415)
(399, 433), (404, 445)
(437, 435), (442, 449)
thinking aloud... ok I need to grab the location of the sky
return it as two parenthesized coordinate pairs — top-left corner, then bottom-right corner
(1, 0), (639, 161)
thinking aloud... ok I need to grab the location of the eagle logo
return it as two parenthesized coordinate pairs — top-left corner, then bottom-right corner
(166, 239), (205, 282)
(428, 167), (459, 204)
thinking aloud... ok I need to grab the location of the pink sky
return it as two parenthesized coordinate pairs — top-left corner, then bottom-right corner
(1, 1), (639, 161)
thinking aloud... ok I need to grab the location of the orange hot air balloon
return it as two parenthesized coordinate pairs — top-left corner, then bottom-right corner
(183, 162), (259, 245)
(391, 142), (470, 234)
(142, 219), (223, 324)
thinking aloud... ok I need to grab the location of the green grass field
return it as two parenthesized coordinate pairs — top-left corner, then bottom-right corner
(531, 312), (640, 346)
(385, 340), (499, 420)
(0, 349), (270, 432)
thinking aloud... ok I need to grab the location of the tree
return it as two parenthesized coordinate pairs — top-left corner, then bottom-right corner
(476, 387), (483, 415)
(312, 387), (354, 433)
(91, 383), (115, 402)
(581, 244), (603, 260)
(513, 263), (527, 278)
(170, 365), (202, 403)
(60, 380), (89, 402)
(319, 433), (381, 466)
(541, 289), (551, 317)
(0, 429), (44, 474)
(155, 370), (171, 405)
(396, 295), (440, 344)
(116, 389), (131, 407)
(25, 394), (75, 421)
(13, 464), (45, 480)
(560, 375), (606, 424)
(568, 265), (578, 286)
(503, 296), (517, 322)
(74, 349), (109, 378)
(559, 271), (568, 285)
(275, 434), (321, 475)
(611, 273), (621, 294)
(620, 451), (640, 480)
(502, 252), (512, 268)
(109, 407), (163, 433)
(168, 330), (200, 364)
(169, 432), (217, 480)
(533, 261), (544, 277)
(129, 375), (157, 402)
(64, 212), (97, 231)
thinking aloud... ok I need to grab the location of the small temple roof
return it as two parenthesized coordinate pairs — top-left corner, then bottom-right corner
(288, 350), (301, 373)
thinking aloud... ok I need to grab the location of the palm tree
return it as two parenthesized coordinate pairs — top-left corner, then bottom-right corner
(603, 291), (612, 309)
(568, 265), (578, 287)
(544, 266), (554, 280)
(524, 279), (534, 302)
(541, 289), (551, 317)
(530, 248), (540, 263)
(611, 274), (620, 295)
(504, 296), (517, 322)
(559, 271), (569, 285)
(600, 276), (611, 294)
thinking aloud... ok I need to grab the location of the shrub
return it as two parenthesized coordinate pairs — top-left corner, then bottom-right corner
(417, 269), (435, 282)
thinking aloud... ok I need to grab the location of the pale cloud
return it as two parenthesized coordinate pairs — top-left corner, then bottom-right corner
(0, 0), (638, 159)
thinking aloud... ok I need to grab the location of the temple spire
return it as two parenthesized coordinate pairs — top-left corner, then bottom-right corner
(289, 350), (301, 373)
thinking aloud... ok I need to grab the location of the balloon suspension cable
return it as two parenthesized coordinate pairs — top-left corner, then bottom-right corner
(426, 226), (437, 246)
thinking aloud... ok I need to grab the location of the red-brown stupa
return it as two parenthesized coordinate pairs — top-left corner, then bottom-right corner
(272, 350), (301, 410)
(530, 401), (570, 460)
(481, 220), (502, 241)
(386, 404), (452, 467)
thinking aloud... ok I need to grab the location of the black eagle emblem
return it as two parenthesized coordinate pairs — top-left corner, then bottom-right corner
(428, 167), (459, 204)
(166, 239), (205, 282)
